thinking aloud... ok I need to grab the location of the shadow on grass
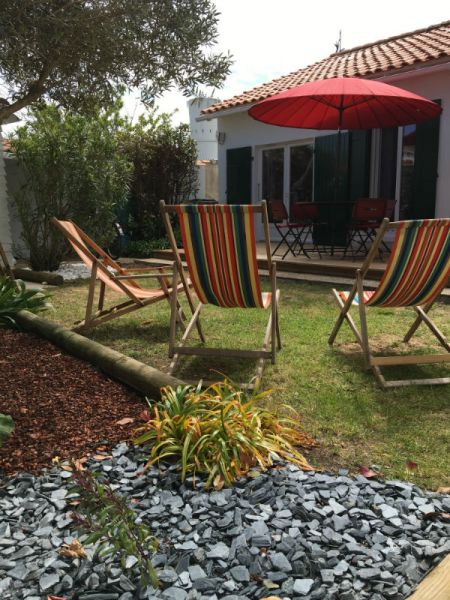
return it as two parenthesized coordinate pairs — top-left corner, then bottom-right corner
(86, 321), (172, 346)
(331, 335), (450, 386)
(175, 354), (259, 387)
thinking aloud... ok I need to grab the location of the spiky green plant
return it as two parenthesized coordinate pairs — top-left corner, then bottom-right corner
(0, 276), (51, 328)
(133, 381), (315, 488)
(0, 414), (14, 448)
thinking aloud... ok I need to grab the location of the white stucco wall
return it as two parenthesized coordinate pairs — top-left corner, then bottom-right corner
(379, 66), (450, 218)
(211, 64), (450, 222)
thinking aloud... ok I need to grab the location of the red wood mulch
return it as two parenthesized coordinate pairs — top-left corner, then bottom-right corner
(0, 328), (148, 476)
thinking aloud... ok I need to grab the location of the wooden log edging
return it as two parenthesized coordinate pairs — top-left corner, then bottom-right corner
(12, 268), (64, 286)
(15, 311), (185, 398)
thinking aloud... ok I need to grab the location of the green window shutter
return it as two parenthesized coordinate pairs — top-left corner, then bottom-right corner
(313, 133), (350, 246)
(410, 105), (441, 219)
(348, 130), (371, 202)
(226, 147), (252, 204)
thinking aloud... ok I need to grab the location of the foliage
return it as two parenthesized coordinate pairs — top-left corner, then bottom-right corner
(126, 226), (181, 258)
(126, 239), (169, 259)
(70, 466), (159, 588)
(133, 381), (313, 488)
(120, 113), (198, 241)
(0, 414), (14, 448)
(0, 0), (232, 124)
(11, 105), (131, 271)
(0, 276), (51, 328)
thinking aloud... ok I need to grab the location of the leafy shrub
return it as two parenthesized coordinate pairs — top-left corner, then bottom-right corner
(0, 414), (14, 448)
(120, 113), (198, 242)
(133, 382), (314, 488)
(0, 277), (51, 328)
(70, 466), (158, 587)
(11, 105), (131, 271)
(126, 238), (170, 258)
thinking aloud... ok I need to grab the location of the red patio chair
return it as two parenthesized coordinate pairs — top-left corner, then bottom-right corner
(289, 202), (322, 259)
(267, 199), (298, 258)
(344, 198), (386, 258)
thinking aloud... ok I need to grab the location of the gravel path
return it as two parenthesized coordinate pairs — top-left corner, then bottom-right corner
(1, 443), (449, 600)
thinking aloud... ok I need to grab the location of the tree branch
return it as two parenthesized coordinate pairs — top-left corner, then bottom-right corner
(0, 61), (52, 125)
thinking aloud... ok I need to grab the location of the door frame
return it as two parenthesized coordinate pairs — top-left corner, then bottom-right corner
(255, 138), (315, 239)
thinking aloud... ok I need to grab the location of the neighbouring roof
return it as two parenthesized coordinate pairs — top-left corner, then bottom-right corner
(2, 139), (11, 152)
(202, 20), (450, 116)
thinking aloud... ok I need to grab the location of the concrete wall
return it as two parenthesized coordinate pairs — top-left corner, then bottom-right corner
(0, 134), (14, 266)
(4, 155), (27, 259)
(188, 97), (220, 161)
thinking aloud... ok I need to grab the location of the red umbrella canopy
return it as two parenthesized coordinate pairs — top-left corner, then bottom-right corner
(248, 77), (442, 130)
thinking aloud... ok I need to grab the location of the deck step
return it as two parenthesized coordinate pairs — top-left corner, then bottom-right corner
(150, 248), (386, 281)
(129, 251), (450, 299)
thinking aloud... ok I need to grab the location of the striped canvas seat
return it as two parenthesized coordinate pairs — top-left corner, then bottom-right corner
(176, 204), (271, 309)
(160, 201), (281, 389)
(337, 220), (450, 308)
(367, 219), (450, 307)
(52, 218), (187, 331)
(329, 218), (450, 389)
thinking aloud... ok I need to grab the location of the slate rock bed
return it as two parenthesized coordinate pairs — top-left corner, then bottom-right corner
(1, 443), (449, 600)
(0, 328), (146, 474)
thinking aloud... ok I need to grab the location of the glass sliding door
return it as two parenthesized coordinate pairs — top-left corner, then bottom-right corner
(399, 124), (416, 220)
(262, 147), (284, 202)
(289, 144), (313, 211)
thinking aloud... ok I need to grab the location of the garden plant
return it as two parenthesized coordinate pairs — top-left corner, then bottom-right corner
(70, 465), (159, 588)
(11, 105), (131, 271)
(0, 276), (50, 327)
(133, 381), (314, 489)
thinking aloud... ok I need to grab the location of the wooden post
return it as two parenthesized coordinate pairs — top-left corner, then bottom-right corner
(356, 270), (371, 370)
(407, 554), (450, 600)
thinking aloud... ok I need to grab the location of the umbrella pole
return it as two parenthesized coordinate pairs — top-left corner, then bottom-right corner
(331, 106), (343, 256)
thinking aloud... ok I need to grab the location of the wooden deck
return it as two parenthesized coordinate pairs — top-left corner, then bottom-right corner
(407, 554), (450, 600)
(140, 242), (449, 296)
(149, 242), (388, 284)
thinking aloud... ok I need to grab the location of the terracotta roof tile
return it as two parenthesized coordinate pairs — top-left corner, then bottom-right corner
(203, 21), (450, 116)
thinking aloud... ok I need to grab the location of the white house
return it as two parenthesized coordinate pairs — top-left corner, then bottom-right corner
(198, 21), (450, 241)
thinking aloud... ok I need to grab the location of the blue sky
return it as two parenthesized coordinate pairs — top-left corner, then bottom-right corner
(128, 0), (449, 125)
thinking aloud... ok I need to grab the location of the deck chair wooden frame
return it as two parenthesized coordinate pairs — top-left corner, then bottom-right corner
(160, 200), (281, 388)
(329, 217), (450, 389)
(52, 218), (187, 332)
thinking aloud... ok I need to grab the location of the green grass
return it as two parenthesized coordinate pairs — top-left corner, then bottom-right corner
(48, 277), (450, 490)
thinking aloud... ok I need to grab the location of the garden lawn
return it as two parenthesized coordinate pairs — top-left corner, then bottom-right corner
(49, 277), (450, 490)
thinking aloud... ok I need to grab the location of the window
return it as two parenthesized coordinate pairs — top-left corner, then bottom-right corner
(290, 144), (314, 210)
(399, 124), (416, 220)
(262, 148), (284, 201)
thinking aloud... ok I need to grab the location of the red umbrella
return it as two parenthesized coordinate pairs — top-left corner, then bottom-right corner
(248, 77), (442, 130)
(248, 77), (442, 253)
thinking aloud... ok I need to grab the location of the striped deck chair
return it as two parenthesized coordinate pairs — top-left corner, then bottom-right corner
(52, 218), (187, 331)
(160, 201), (281, 387)
(329, 218), (450, 388)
